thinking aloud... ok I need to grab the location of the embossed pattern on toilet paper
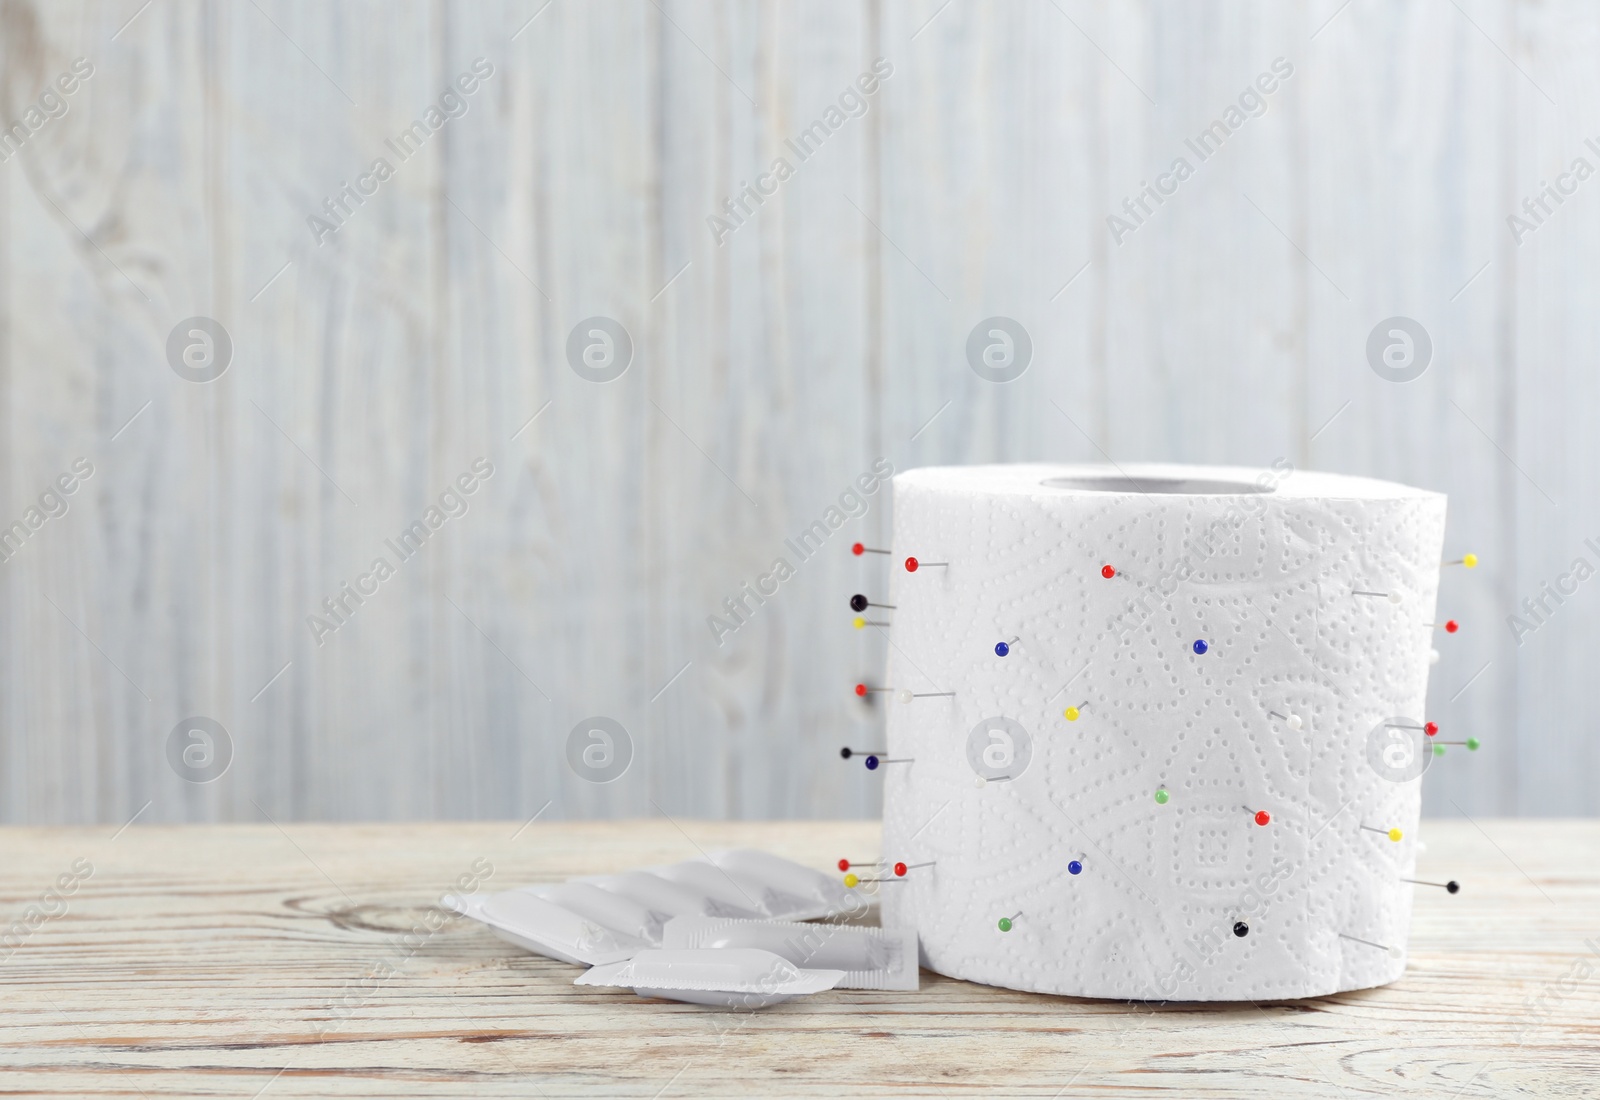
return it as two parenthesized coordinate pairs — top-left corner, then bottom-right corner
(878, 464), (1446, 1001)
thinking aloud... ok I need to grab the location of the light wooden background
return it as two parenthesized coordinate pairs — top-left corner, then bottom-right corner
(0, 0), (1590, 825)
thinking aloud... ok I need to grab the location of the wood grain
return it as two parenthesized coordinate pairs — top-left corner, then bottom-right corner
(0, 1), (1593, 824)
(1, 819), (1596, 1097)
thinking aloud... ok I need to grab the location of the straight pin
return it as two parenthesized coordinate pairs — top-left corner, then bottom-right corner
(904, 557), (948, 572)
(852, 617), (891, 629)
(851, 543), (889, 556)
(1268, 710), (1303, 730)
(849, 594), (896, 612)
(898, 689), (954, 703)
(997, 911), (1021, 932)
(863, 756), (914, 770)
(1387, 720), (1440, 736)
(1361, 824), (1403, 842)
(1402, 877), (1461, 893)
(995, 635), (1019, 657)
(1063, 701), (1088, 721)
(1444, 553), (1479, 568)
(854, 683), (891, 697)
(1354, 588), (1404, 605)
(1339, 932), (1403, 959)
(1427, 620), (1460, 633)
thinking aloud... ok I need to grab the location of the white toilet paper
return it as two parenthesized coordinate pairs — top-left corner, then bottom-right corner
(876, 463), (1446, 1000)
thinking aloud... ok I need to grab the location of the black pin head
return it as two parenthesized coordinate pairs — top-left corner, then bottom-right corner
(849, 594), (869, 612)
(840, 747), (853, 759)
(1446, 880), (1460, 894)
(1233, 921), (1249, 938)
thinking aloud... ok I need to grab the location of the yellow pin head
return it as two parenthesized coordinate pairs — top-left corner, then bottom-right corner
(843, 873), (859, 888)
(1388, 828), (1403, 842)
(1064, 706), (1080, 721)
(1463, 553), (1478, 568)
(852, 616), (866, 630)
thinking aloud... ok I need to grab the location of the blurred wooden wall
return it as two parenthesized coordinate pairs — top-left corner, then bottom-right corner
(0, 0), (1588, 823)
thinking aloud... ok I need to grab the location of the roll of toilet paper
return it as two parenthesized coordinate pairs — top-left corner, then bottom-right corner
(878, 463), (1447, 1001)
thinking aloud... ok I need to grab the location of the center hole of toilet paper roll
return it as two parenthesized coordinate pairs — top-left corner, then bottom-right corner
(1040, 475), (1272, 495)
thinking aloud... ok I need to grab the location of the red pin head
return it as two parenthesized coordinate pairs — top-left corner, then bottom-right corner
(852, 542), (865, 556)
(905, 557), (919, 572)
(854, 683), (868, 697)
(1254, 810), (1271, 827)
(1101, 565), (1116, 579)
(1424, 721), (1438, 736)
(893, 861), (908, 877)
(1445, 620), (1459, 633)
(838, 859), (850, 871)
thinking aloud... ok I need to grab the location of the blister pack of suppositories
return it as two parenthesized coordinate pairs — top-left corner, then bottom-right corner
(575, 948), (848, 1008)
(442, 889), (648, 967)
(443, 849), (862, 968)
(662, 915), (918, 990)
(610, 849), (856, 922)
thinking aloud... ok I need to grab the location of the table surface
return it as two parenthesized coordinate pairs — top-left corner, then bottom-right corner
(2, 818), (1596, 1098)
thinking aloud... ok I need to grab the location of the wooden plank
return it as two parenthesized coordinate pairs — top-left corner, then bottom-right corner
(0, 819), (1595, 1096)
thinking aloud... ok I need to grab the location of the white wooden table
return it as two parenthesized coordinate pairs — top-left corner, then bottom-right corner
(1, 819), (1595, 1096)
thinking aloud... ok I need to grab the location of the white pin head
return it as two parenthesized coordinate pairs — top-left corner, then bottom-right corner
(1429, 649), (1441, 665)
(1388, 591), (1403, 605)
(898, 689), (913, 704)
(1287, 713), (1303, 731)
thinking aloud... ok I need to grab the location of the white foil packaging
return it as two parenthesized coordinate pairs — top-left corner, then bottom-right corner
(443, 889), (646, 966)
(534, 882), (664, 945)
(650, 858), (838, 921)
(663, 916), (919, 990)
(708, 850), (858, 919)
(577, 870), (764, 921)
(447, 853), (856, 968)
(576, 948), (846, 1007)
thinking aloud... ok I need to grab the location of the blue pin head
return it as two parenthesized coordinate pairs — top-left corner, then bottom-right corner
(1068, 860), (1083, 875)
(994, 641), (1010, 657)
(865, 754), (880, 770)
(1192, 639), (1208, 655)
